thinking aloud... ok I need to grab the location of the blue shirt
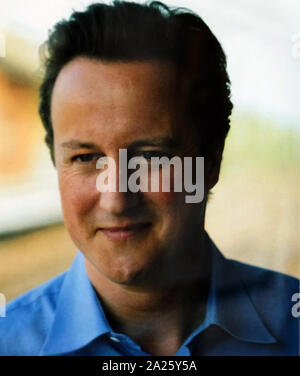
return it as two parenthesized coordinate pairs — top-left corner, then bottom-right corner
(0, 233), (298, 356)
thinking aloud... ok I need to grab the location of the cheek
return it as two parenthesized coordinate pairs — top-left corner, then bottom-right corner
(145, 166), (186, 206)
(145, 166), (203, 232)
(147, 191), (178, 207)
(58, 172), (98, 224)
(145, 189), (184, 222)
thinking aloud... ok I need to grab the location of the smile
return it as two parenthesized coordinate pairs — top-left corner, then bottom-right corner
(99, 223), (152, 241)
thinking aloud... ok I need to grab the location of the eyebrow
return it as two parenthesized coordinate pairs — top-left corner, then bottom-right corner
(129, 137), (178, 149)
(60, 140), (99, 150)
(60, 137), (178, 150)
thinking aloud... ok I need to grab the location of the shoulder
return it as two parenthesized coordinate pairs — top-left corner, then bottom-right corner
(229, 259), (299, 352)
(229, 258), (299, 298)
(0, 272), (67, 356)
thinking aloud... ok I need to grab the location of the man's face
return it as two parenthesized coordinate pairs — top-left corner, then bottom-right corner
(52, 57), (216, 287)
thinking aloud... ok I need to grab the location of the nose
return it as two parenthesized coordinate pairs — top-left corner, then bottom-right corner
(97, 157), (140, 216)
(99, 189), (140, 216)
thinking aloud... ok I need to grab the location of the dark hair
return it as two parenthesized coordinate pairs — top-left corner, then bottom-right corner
(39, 0), (233, 163)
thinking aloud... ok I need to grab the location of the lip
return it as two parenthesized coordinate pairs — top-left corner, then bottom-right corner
(99, 223), (152, 241)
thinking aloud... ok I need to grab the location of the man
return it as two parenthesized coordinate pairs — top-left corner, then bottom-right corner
(0, 1), (298, 356)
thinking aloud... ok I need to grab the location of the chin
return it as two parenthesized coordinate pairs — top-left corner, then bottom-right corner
(92, 253), (149, 285)
(103, 265), (148, 286)
(86, 241), (166, 287)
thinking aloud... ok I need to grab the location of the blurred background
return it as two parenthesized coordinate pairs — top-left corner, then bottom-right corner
(0, 0), (299, 302)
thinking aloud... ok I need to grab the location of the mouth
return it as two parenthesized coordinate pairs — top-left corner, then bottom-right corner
(99, 222), (152, 241)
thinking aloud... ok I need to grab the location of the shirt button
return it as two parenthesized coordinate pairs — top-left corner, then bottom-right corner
(110, 336), (120, 342)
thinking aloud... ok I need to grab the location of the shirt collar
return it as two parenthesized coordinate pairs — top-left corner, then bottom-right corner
(200, 233), (276, 344)
(41, 234), (276, 355)
(40, 252), (112, 355)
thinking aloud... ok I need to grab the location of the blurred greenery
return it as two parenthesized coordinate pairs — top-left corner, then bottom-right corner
(222, 112), (300, 173)
(205, 111), (299, 281)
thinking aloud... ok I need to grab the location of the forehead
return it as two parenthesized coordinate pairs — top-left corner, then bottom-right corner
(52, 57), (179, 101)
(51, 57), (192, 147)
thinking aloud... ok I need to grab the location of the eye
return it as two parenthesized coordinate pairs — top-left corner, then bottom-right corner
(138, 151), (170, 161)
(72, 153), (99, 163)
